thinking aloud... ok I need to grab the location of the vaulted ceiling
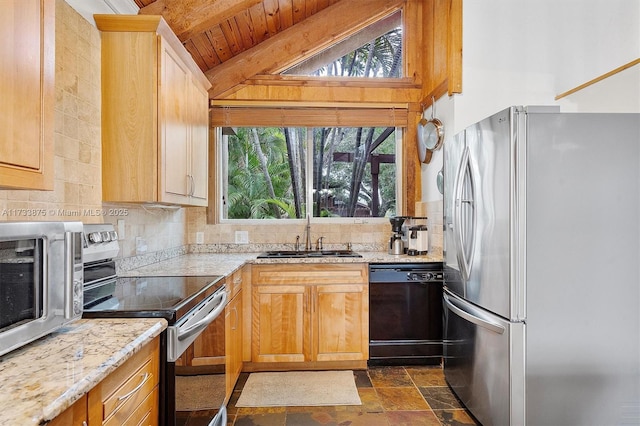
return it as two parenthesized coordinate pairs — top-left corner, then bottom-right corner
(132, 0), (405, 97)
(133, 0), (338, 71)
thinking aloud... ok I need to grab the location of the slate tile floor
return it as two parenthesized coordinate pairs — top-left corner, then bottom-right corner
(223, 366), (479, 426)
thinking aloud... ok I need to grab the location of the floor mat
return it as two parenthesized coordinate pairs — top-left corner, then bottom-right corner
(175, 374), (225, 411)
(235, 370), (362, 407)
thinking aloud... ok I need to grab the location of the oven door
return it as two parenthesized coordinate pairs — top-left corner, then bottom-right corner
(166, 286), (228, 363)
(168, 286), (228, 426)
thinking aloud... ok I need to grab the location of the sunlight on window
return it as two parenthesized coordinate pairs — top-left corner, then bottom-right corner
(282, 11), (403, 78)
(222, 127), (397, 220)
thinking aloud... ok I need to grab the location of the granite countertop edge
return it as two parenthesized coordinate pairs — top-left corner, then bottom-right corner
(120, 251), (444, 277)
(0, 318), (167, 425)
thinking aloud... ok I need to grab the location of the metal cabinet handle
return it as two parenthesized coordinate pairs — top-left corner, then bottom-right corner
(187, 175), (195, 196)
(117, 372), (151, 402)
(231, 307), (239, 330)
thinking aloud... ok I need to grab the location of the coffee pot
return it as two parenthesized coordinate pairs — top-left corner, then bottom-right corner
(389, 233), (404, 255)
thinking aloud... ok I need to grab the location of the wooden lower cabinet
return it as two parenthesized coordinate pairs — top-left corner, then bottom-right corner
(252, 284), (308, 363)
(88, 337), (160, 426)
(47, 395), (87, 426)
(48, 337), (160, 426)
(315, 283), (368, 362)
(251, 264), (369, 367)
(225, 289), (243, 399)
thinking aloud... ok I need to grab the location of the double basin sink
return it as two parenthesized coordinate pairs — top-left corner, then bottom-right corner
(257, 250), (362, 259)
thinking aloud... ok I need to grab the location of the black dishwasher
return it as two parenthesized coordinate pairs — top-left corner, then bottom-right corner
(369, 263), (443, 365)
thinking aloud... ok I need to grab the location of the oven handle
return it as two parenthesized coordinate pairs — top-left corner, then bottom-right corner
(177, 290), (228, 342)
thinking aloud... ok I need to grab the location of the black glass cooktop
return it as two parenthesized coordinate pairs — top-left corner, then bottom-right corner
(83, 275), (224, 323)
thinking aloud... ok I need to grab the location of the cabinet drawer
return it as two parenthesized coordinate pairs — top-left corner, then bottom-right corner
(89, 337), (159, 425)
(252, 264), (367, 285)
(102, 358), (157, 421)
(105, 386), (158, 426)
(229, 268), (243, 299)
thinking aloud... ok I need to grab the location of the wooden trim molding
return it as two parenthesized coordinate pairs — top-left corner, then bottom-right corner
(555, 58), (640, 100)
(210, 105), (408, 127)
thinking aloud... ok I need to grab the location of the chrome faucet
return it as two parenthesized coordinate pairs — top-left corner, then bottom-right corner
(304, 214), (312, 251)
(316, 236), (324, 251)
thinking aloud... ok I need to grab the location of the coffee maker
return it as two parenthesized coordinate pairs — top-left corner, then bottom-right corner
(402, 216), (429, 255)
(388, 216), (406, 255)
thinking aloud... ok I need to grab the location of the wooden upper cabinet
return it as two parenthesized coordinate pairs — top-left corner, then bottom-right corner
(0, 0), (54, 190)
(96, 15), (211, 206)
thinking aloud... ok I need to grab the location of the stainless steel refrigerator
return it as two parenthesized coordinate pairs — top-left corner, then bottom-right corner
(443, 106), (640, 426)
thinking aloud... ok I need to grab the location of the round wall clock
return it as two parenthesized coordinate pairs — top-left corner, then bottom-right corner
(417, 116), (444, 164)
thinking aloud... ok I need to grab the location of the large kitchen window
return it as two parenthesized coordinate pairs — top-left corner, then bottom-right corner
(218, 124), (400, 220)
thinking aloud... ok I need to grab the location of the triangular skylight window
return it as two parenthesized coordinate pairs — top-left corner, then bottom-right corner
(282, 10), (403, 78)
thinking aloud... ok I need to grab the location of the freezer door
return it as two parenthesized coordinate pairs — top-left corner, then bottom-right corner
(443, 289), (525, 426)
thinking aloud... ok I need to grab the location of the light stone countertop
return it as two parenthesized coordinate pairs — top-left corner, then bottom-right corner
(120, 251), (443, 277)
(0, 318), (167, 425)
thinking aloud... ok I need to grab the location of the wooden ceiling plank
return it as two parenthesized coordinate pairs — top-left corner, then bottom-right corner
(189, 33), (221, 69)
(262, 0), (282, 35)
(278, 0), (294, 29)
(205, 26), (234, 63)
(183, 39), (206, 71)
(220, 18), (245, 55)
(305, 0), (318, 18)
(206, 0), (405, 98)
(139, 0), (264, 41)
(248, 3), (271, 43)
(235, 10), (258, 49)
(292, 0), (306, 24)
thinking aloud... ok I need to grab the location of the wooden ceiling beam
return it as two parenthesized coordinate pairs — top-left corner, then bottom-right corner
(206, 0), (405, 98)
(139, 0), (264, 41)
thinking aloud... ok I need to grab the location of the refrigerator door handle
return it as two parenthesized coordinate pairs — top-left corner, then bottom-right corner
(453, 146), (476, 283)
(444, 292), (505, 335)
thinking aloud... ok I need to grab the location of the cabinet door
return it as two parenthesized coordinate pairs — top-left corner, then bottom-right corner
(48, 395), (87, 426)
(314, 284), (369, 362)
(0, 0), (53, 190)
(188, 78), (209, 205)
(160, 38), (190, 203)
(252, 285), (309, 363)
(225, 291), (242, 399)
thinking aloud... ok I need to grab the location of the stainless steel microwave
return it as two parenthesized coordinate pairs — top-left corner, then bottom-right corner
(0, 221), (83, 357)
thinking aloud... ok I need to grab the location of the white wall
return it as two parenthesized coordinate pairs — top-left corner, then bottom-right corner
(421, 0), (640, 202)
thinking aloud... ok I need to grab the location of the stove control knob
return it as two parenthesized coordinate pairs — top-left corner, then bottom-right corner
(88, 232), (102, 243)
(101, 231), (111, 242)
(110, 231), (118, 241)
(424, 272), (434, 281)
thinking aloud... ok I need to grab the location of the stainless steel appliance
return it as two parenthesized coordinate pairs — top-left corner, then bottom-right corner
(0, 221), (83, 357)
(388, 216), (406, 254)
(369, 263), (443, 365)
(81, 224), (228, 426)
(443, 106), (640, 425)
